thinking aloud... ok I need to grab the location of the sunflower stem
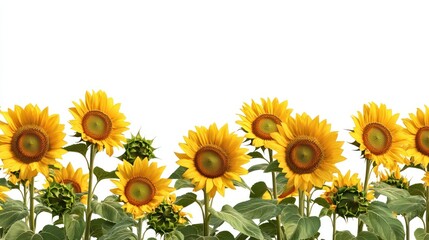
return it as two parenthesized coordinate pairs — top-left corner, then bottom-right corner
(332, 213), (337, 240)
(299, 190), (305, 216)
(23, 183), (28, 225)
(268, 149), (283, 240)
(29, 178), (35, 232)
(426, 185), (429, 233)
(404, 215), (410, 240)
(137, 218), (143, 240)
(358, 158), (372, 233)
(306, 193), (311, 217)
(203, 189), (211, 236)
(84, 144), (97, 240)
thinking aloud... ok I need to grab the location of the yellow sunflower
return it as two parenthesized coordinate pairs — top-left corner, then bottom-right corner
(0, 104), (67, 180)
(176, 123), (250, 197)
(403, 105), (429, 168)
(0, 185), (9, 202)
(111, 157), (173, 219)
(69, 90), (129, 156)
(378, 165), (409, 189)
(350, 102), (408, 170)
(46, 162), (89, 204)
(236, 98), (292, 148)
(266, 113), (345, 192)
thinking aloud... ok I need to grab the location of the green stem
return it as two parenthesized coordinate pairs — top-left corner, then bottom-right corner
(203, 189), (211, 236)
(404, 215), (410, 240)
(84, 144), (97, 240)
(358, 159), (372, 233)
(29, 178), (35, 231)
(269, 149), (282, 240)
(332, 213), (337, 240)
(299, 190), (305, 216)
(23, 184), (28, 225)
(306, 193), (311, 217)
(426, 185), (429, 233)
(137, 218), (143, 240)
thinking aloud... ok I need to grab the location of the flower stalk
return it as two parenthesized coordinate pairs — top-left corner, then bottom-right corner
(29, 178), (35, 231)
(84, 144), (97, 240)
(358, 158), (372, 233)
(203, 189), (211, 236)
(269, 149), (282, 240)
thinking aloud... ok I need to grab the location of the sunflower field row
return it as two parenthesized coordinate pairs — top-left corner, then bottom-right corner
(0, 90), (428, 240)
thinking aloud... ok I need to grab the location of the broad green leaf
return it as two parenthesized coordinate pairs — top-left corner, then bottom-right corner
(356, 231), (379, 240)
(247, 151), (266, 160)
(174, 179), (194, 190)
(177, 224), (204, 240)
(233, 177), (251, 191)
(280, 204), (320, 240)
(387, 195), (425, 219)
(276, 173), (288, 195)
(372, 182), (410, 201)
(319, 207), (333, 218)
(164, 230), (185, 240)
(209, 205), (263, 240)
(259, 220), (277, 238)
(250, 181), (269, 198)
(335, 230), (355, 240)
(99, 218), (137, 240)
(91, 198), (130, 223)
(39, 225), (65, 240)
(409, 183), (425, 197)
(278, 197), (296, 205)
(264, 160), (282, 173)
(216, 231), (234, 240)
(0, 200), (28, 229)
(248, 163), (269, 172)
(63, 204), (85, 240)
(4, 221), (30, 240)
(169, 166), (187, 179)
(314, 197), (330, 208)
(359, 201), (404, 240)
(175, 192), (197, 208)
(415, 228), (429, 240)
(94, 167), (118, 182)
(234, 199), (281, 222)
(196, 237), (218, 240)
(209, 215), (224, 230)
(335, 230), (378, 240)
(35, 204), (52, 215)
(90, 218), (115, 238)
(64, 143), (88, 158)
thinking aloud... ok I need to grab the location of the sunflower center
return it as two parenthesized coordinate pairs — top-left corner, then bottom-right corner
(416, 127), (429, 156)
(125, 177), (156, 206)
(252, 114), (281, 140)
(82, 110), (112, 140)
(362, 123), (392, 155)
(11, 125), (50, 164)
(194, 145), (228, 178)
(285, 137), (324, 174)
(63, 179), (82, 193)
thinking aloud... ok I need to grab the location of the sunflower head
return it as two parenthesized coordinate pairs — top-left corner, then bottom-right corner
(236, 98), (292, 149)
(69, 90), (130, 156)
(379, 166), (409, 190)
(266, 113), (345, 192)
(40, 182), (76, 217)
(0, 104), (67, 180)
(147, 194), (190, 235)
(176, 123), (250, 198)
(403, 105), (429, 167)
(321, 171), (373, 218)
(350, 102), (408, 171)
(111, 157), (173, 219)
(45, 162), (89, 204)
(118, 131), (156, 164)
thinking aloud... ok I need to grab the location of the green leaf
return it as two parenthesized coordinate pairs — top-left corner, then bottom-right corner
(90, 218), (115, 238)
(233, 177), (251, 191)
(373, 182), (410, 201)
(278, 197), (296, 205)
(387, 195), (425, 220)
(415, 228), (429, 240)
(356, 231), (379, 240)
(259, 220), (277, 238)
(99, 218), (137, 240)
(94, 167), (118, 182)
(174, 179), (194, 190)
(39, 225), (65, 240)
(264, 160), (282, 173)
(209, 205), (263, 240)
(234, 199), (281, 222)
(280, 204), (320, 240)
(276, 172), (288, 195)
(409, 183), (426, 197)
(64, 143), (88, 158)
(196, 237), (218, 240)
(91, 197), (130, 223)
(164, 230), (185, 240)
(4, 221), (29, 240)
(35, 204), (52, 215)
(175, 192), (198, 208)
(319, 207), (333, 218)
(313, 197), (330, 208)
(216, 231), (234, 240)
(0, 200), (28, 229)
(250, 181), (269, 198)
(248, 163), (269, 172)
(169, 166), (187, 179)
(177, 224), (204, 240)
(335, 230), (355, 240)
(63, 203), (85, 240)
(359, 201), (404, 240)
(247, 151), (266, 160)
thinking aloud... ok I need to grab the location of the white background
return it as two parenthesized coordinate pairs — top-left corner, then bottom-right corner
(1, 1), (429, 239)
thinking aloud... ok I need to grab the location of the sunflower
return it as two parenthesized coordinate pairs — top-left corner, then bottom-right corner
(378, 165), (409, 189)
(0, 185), (9, 202)
(0, 104), (67, 180)
(46, 162), (89, 203)
(69, 90), (129, 156)
(350, 102), (408, 170)
(321, 170), (374, 218)
(423, 171), (429, 187)
(403, 105), (429, 168)
(111, 157), (173, 219)
(266, 113), (345, 192)
(236, 98), (292, 148)
(176, 123), (250, 197)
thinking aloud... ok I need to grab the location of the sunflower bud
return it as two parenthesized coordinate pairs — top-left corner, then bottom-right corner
(40, 182), (76, 217)
(333, 186), (371, 218)
(118, 132), (156, 164)
(147, 195), (189, 235)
